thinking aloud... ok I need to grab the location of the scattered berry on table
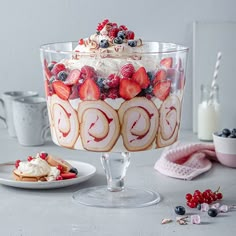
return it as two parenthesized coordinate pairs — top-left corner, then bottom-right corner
(208, 208), (218, 217)
(185, 187), (223, 209)
(175, 206), (186, 215)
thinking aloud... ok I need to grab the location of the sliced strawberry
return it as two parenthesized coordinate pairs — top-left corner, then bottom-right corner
(51, 63), (66, 76)
(160, 57), (173, 69)
(61, 172), (77, 179)
(153, 69), (167, 85)
(66, 69), (80, 85)
(131, 67), (150, 89)
(52, 80), (71, 100)
(79, 78), (100, 100)
(43, 59), (53, 80)
(153, 80), (171, 101)
(119, 78), (141, 100)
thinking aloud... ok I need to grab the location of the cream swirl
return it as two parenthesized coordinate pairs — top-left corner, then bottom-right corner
(17, 157), (51, 176)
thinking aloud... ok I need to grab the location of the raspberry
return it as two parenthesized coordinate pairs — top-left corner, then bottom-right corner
(106, 74), (120, 88)
(57, 165), (63, 172)
(39, 152), (48, 160)
(27, 156), (33, 162)
(109, 28), (119, 38)
(51, 63), (66, 76)
(126, 30), (135, 40)
(120, 63), (135, 78)
(119, 25), (128, 31)
(107, 88), (119, 99)
(80, 65), (96, 80)
(56, 175), (63, 181)
(15, 160), (21, 168)
(78, 39), (84, 45)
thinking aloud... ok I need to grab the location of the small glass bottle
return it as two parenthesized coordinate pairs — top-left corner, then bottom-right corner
(197, 83), (220, 141)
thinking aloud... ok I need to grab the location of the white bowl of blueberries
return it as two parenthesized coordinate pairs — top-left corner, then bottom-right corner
(213, 128), (236, 168)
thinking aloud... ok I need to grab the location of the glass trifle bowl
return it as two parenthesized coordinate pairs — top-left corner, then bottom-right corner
(40, 21), (188, 208)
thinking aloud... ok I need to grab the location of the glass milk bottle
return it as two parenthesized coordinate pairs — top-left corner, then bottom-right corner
(197, 84), (220, 141)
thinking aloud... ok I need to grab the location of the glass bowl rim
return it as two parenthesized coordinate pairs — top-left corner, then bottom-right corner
(40, 40), (189, 55)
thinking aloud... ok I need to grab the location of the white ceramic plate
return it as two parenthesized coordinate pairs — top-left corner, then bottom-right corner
(0, 160), (96, 189)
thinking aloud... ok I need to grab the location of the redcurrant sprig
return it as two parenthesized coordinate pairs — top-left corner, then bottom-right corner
(185, 187), (223, 208)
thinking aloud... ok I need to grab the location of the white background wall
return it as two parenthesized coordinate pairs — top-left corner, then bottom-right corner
(0, 0), (235, 129)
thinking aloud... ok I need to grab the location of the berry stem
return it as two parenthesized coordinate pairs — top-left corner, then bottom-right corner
(215, 186), (221, 193)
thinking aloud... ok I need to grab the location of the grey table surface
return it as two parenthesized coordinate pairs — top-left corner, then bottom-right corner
(0, 127), (235, 236)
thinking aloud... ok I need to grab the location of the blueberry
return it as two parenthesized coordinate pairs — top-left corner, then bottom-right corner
(58, 71), (68, 81)
(99, 39), (109, 48)
(147, 71), (154, 81)
(208, 208), (218, 217)
(117, 31), (126, 39)
(175, 206), (186, 215)
(49, 76), (56, 84)
(113, 37), (123, 44)
(48, 63), (55, 71)
(97, 77), (105, 88)
(231, 128), (236, 136)
(128, 40), (137, 47)
(229, 134), (236, 138)
(144, 85), (153, 94)
(222, 128), (231, 137)
(197, 203), (201, 210)
(69, 167), (78, 175)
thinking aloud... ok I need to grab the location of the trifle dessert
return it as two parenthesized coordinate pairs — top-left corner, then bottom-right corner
(41, 19), (188, 153)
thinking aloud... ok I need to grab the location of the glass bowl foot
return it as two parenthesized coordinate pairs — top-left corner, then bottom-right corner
(72, 185), (161, 208)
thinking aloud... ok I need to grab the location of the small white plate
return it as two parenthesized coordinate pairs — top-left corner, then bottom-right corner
(0, 160), (96, 189)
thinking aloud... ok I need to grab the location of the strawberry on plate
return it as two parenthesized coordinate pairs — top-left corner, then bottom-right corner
(153, 80), (171, 101)
(119, 78), (141, 100)
(61, 172), (77, 179)
(52, 80), (71, 100)
(131, 67), (150, 89)
(65, 69), (80, 85)
(160, 57), (173, 69)
(153, 69), (167, 85)
(79, 78), (100, 100)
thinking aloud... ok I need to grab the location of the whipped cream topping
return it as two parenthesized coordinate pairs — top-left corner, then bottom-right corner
(16, 154), (60, 181)
(73, 19), (143, 56)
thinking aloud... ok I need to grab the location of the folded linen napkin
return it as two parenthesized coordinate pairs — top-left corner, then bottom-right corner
(154, 142), (217, 180)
